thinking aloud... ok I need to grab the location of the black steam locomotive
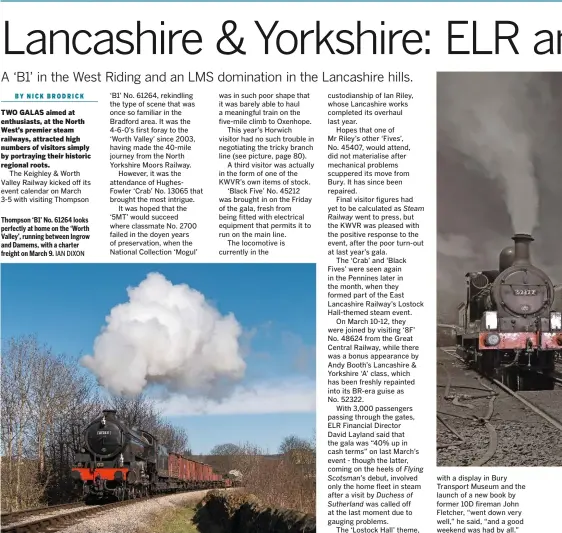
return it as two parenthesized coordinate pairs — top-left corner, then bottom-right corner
(72, 410), (229, 502)
(456, 234), (562, 390)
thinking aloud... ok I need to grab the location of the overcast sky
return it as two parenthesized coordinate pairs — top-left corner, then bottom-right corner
(437, 72), (562, 320)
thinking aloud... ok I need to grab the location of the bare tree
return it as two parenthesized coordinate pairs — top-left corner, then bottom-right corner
(1, 336), (53, 510)
(155, 421), (189, 453)
(1, 336), (193, 510)
(279, 435), (313, 455)
(1, 337), (105, 509)
(108, 393), (190, 453)
(209, 443), (241, 456)
(204, 443), (246, 473)
(230, 437), (316, 515)
(109, 393), (159, 431)
(30, 351), (81, 479)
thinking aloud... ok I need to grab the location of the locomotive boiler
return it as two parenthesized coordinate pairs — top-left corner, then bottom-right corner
(456, 234), (562, 390)
(72, 410), (229, 502)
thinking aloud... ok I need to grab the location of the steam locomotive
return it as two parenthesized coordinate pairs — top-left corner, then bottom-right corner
(456, 233), (562, 390)
(71, 410), (230, 502)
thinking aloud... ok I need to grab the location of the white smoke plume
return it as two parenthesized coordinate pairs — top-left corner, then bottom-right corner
(437, 234), (475, 259)
(437, 73), (562, 322)
(437, 72), (551, 234)
(81, 273), (246, 398)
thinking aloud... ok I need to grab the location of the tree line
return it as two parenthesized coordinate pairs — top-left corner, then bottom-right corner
(1, 334), (316, 515)
(1, 335), (189, 511)
(202, 435), (316, 515)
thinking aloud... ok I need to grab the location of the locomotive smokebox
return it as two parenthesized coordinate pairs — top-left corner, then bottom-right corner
(512, 233), (534, 266)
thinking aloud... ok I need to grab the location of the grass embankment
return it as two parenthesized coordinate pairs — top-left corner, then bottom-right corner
(140, 506), (201, 533)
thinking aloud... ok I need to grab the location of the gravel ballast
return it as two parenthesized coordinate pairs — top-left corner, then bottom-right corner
(60, 491), (212, 533)
(437, 348), (562, 466)
(3, 505), (91, 530)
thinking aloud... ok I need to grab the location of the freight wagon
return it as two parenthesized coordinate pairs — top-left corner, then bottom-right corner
(72, 410), (232, 501)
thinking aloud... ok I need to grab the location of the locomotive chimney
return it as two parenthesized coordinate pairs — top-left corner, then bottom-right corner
(102, 409), (117, 419)
(512, 233), (534, 266)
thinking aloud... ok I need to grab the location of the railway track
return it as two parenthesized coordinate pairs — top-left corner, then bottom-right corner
(437, 347), (562, 466)
(0, 503), (85, 526)
(441, 347), (562, 431)
(443, 348), (562, 431)
(437, 351), (499, 466)
(0, 501), (108, 533)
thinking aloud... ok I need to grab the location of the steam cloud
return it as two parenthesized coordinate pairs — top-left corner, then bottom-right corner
(437, 72), (550, 234)
(437, 72), (562, 323)
(81, 273), (246, 398)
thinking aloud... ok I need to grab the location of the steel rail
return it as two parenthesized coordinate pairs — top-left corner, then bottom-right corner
(0, 503), (85, 526)
(440, 347), (562, 432)
(0, 488), (225, 533)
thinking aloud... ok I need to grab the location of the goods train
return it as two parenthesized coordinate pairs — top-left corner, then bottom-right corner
(456, 233), (562, 390)
(71, 410), (237, 502)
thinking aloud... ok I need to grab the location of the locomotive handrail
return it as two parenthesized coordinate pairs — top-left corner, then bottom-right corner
(471, 284), (491, 300)
(437, 323), (459, 330)
(139, 429), (155, 445)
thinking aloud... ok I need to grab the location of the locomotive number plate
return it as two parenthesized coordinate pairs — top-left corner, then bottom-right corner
(514, 289), (537, 296)
(96, 463), (104, 467)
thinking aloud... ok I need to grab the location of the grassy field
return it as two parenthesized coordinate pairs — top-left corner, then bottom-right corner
(140, 506), (200, 533)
